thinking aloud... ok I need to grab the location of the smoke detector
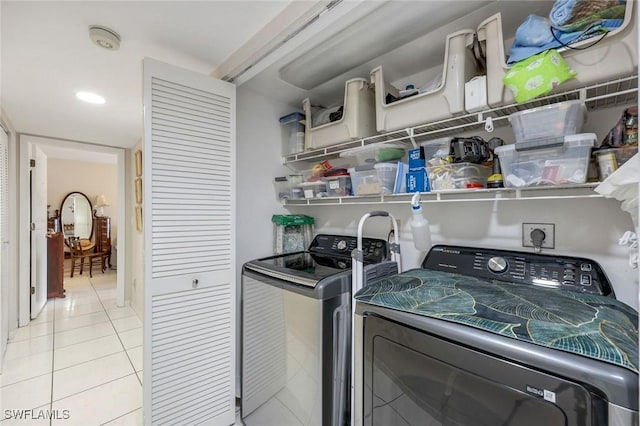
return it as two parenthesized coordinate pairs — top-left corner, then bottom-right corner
(89, 25), (120, 51)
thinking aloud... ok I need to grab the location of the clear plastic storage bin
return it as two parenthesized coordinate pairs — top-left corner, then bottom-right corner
(274, 175), (304, 200)
(426, 162), (491, 190)
(339, 142), (405, 165)
(421, 137), (453, 163)
(374, 162), (399, 194)
(348, 166), (382, 195)
(280, 112), (305, 155)
(299, 181), (328, 199)
(494, 133), (596, 187)
(274, 176), (291, 200)
(325, 174), (352, 197)
(272, 214), (314, 255)
(509, 100), (586, 143)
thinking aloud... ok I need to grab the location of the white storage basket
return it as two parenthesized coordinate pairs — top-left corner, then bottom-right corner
(370, 29), (476, 133)
(303, 78), (377, 150)
(477, 6), (637, 107)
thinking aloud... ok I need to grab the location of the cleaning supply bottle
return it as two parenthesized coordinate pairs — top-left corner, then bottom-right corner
(410, 193), (431, 251)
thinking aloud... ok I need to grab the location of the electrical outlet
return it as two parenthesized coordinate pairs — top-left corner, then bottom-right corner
(522, 223), (555, 249)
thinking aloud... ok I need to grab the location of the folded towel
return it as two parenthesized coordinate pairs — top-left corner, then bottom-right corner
(508, 19), (623, 65)
(550, 0), (579, 27)
(550, 0), (626, 31)
(514, 15), (554, 46)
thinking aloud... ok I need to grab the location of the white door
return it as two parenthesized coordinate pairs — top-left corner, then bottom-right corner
(30, 145), (47, 318)
(0, 128), (9, 359)
(143, 58), (236, 426)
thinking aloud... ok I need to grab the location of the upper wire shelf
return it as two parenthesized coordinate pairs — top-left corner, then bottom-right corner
(282, 74), (638, 164)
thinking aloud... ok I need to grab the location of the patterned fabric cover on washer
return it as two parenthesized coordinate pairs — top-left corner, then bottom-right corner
(354, 268), (638, 373)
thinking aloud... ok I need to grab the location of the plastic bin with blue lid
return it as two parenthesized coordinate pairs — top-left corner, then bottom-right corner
(280, 112), (305, 155)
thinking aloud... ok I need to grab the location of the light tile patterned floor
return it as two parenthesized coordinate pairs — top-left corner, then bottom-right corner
(0, 266), (143, 425)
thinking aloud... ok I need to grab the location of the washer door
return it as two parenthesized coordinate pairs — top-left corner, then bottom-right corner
(363, 314), (598, 426)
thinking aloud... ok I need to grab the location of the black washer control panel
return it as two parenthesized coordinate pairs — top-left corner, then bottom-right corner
(308, 234), (387, 264)
(423, 245), (614, 297)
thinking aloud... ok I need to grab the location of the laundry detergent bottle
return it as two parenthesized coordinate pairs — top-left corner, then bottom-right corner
(410, 193), (431, 251)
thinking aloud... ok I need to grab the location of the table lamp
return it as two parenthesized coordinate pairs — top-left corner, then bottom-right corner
(94, 195), (109, 217)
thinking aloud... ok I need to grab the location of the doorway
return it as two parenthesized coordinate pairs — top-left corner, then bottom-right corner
(18, 134), (126, 326)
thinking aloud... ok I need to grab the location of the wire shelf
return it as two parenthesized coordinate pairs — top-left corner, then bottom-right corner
(282, 75), (638, 164)
(283, 183), (605, 206)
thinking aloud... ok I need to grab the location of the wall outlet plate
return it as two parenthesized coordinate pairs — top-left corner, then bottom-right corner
(522, 223), (555, 249)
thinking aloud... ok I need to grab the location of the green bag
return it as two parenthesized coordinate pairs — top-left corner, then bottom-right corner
(503, 49), (577, 103)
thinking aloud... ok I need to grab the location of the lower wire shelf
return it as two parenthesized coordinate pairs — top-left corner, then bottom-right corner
(283, 183), (605, 206)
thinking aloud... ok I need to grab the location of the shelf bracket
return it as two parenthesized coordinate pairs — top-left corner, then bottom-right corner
(405, 128), (418, 148)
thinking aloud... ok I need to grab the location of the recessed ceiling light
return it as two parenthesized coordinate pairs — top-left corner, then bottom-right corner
(76, 91), (106, 104)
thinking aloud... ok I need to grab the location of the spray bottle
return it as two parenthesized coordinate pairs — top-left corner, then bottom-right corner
(410, 193), (431, 251)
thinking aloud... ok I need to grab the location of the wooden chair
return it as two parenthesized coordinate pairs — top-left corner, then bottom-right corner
(68, 237), (105, 278)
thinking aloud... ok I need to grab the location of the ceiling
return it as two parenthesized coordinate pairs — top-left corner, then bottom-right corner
(1, 1), (556, 151)
(0, 1), (291, 149)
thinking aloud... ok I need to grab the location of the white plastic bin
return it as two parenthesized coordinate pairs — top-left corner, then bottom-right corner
(370, 29), (476, 132)
(303, 78), (377, 150)
(477, 7), (637, 107)
(494, 133), (596, 187)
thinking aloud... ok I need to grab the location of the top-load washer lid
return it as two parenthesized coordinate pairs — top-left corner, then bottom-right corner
(243, 234), (389, 288)
(245, 251), (352, 287)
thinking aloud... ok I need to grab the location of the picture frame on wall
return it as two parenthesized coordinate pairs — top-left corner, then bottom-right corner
(135, 206), (143, 232)
(135, 150), (142, 177)
(135, 178), (143, 204)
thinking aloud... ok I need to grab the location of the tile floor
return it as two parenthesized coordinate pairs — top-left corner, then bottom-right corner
(0, 264), (143, 425)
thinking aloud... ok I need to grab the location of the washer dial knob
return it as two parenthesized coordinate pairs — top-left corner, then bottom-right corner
(488, 257), (508, 273)
(336, 240), (347, 251)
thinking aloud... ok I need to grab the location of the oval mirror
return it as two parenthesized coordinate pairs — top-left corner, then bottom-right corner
(60, 192), (94, 241)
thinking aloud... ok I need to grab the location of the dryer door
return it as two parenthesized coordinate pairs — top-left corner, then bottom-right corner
(362, 314), (600, 426)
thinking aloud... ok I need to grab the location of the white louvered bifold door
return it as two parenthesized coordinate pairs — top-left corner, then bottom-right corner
(143, 58), (236, 426)
(0, 128), (8, 359)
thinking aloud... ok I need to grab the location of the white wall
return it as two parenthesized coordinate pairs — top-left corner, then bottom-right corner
(237, 88), (639, 311)
(235, 86), (296, 393)
(47, 158), (118, 247)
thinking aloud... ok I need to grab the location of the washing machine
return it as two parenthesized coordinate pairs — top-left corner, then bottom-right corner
(241, 234), (398, 426)
(353, 245), (638, 425)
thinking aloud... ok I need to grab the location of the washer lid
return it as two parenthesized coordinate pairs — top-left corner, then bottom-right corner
(245, 252), (351, 288)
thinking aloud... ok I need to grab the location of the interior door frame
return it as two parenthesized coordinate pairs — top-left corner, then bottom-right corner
(18, 134), (126, 326)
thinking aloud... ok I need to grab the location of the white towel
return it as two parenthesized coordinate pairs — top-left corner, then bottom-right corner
(595, 153), (640, 228)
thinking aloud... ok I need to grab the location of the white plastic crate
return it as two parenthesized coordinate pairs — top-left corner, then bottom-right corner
(494, 133), (596, 187)
(477, 7), (637, 107)
(303, 78), (377, 150)
(370, 29), (476, 132)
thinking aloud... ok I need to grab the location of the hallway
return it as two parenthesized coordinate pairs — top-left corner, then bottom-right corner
(0, 266), (143, 425)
